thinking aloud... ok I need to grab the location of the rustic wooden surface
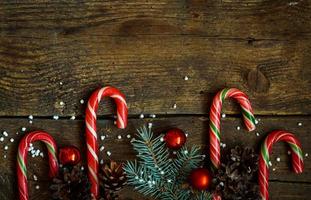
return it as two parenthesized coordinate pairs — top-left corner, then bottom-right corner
(0, 0), (310, 199)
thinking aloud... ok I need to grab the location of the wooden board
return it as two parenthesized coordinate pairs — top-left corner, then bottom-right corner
(0, 117), (309, 199)
(0, 1), (310, 116)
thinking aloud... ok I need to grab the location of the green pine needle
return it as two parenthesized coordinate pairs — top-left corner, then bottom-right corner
(123, 126), (212, 200)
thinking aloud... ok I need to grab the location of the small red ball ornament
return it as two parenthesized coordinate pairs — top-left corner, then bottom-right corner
(164, 128), (187, 149)
(59, 146), (81, 166)
(189, 168), (211, 190)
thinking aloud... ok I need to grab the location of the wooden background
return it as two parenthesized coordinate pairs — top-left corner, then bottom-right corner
(0, 0), (310, 199)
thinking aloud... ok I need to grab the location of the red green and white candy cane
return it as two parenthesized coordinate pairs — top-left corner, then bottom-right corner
(85, 86), (128, 199)
(259, 130), (304, 200)
(17, 131), (59, 200)
(209, 88), (256, 168)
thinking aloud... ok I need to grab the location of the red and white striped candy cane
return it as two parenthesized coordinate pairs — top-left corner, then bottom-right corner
(259, 130), (304, 200)
(17, 131), (59, 200)
(85, 86), (128, 199)
(209, 88), (256, 168)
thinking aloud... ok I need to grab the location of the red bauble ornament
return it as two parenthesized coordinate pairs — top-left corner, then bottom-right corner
(189, 168), (211, 190)
(164, 128), (187, 149)
(59, 146), (81, 166)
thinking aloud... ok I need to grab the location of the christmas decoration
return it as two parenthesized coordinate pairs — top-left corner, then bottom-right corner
(189, 168), (211, 190)
(213, 146), (260, 200)
(259, 130), (304, 200)
(85, 86), (128, 199)
(99, 160), (127, 200)
(59, 146), (81, 166)
(50, 165), (91, 200)
(17, 131), (59, 200)
(164, 128), (187, 149)
(124, 126), (212, 200)
(209, 88), (256, 168)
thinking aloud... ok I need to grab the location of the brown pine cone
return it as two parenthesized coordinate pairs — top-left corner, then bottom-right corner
(99, 160), (127, 200)
(50, 165), (91, 200)
(212, 146), (260, 200)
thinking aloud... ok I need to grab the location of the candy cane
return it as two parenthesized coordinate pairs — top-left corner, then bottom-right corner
(17, 131), (59, 200)
(85, 86), (128, 199)
(259, 130), (304, 200)
(209, 88), (256, 168)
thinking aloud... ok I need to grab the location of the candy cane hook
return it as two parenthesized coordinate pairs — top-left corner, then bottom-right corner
(85, 86), (128, 199)
(17, 131), (59, 200)
(259, 130), (304, 200)
(209, 88), (256, 168)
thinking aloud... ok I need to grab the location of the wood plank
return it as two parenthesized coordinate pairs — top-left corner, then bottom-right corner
(0, 117), (311, 199)
(0, 0), (310, 39)
(0, 35), (310, 116)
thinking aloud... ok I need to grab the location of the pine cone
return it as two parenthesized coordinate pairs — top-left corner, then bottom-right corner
(99, 160), (127, 200)
(212, 146), (260, 200)
(50, 165), (91, 200)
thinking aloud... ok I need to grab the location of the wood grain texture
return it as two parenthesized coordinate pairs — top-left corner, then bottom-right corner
(0, 117), (310, 199)
(0, 0), (310, 116)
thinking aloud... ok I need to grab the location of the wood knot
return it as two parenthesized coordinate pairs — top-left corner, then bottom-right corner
(247, 68), (270, 93)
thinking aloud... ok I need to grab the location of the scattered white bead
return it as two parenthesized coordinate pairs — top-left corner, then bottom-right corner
(276, 157), (281, 162)
(100, 159), (104, 165)
(160, 171), (165, 175)
(53, 115), (59, 120)
(80, 99), (84, 104)
(59, 101), (65, 106)
(4, 145), (8, 150)
(160, 137), (164, 142)
(172, 151), (177, 155)
(255, 119), (259, 125)
(222, 143), (226, 148)
(219, 182), (224, 187)
(172, 103), (177, 109)
(3, 131), (8, 137)
(272, 168), (276, 171)
(28, 115), (33, 120)
(298, 122), (303, 126)
(30, 143), (33, 147)
(114, 121), (117, 125)
(81, 166), (84, 171)
(117, 135), (122, 140)
(33, 175), (38, 181)
(202, 155), (206, 158)
(139, 113), (144, 119)
(70, 115), (76, 120)
(100, 146), (105, 152)
(184, 150), (188, 154)
(221, 113), (226, 118)
(16, 132), (19, 135)
(305, 153), (309, 157)
(167, 179), (172, 183)
(269, 161), (273, 166)
(150, 114), (156, 118)
(106, 151), (111, 156)
(0, 137), (4, 142)
(29, 120), (33, 124)
(288, 151), (292, 155)
(236, 126), (241, 131)
(22, 127), (26, 132)
(10, 138), (14, 143)
(3, 155), (6, 158)
(185, 133), (188, 137)
(256, 132), (260, 137)
(184, 76), (189, 81)
(40, 152), (44, 157)
(100, 135), (105, 141)
(59, 82), (63, 85)
(148, 123), (153, 129)
(126, 134), (131, 139)
(35, 185), (40, 190)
